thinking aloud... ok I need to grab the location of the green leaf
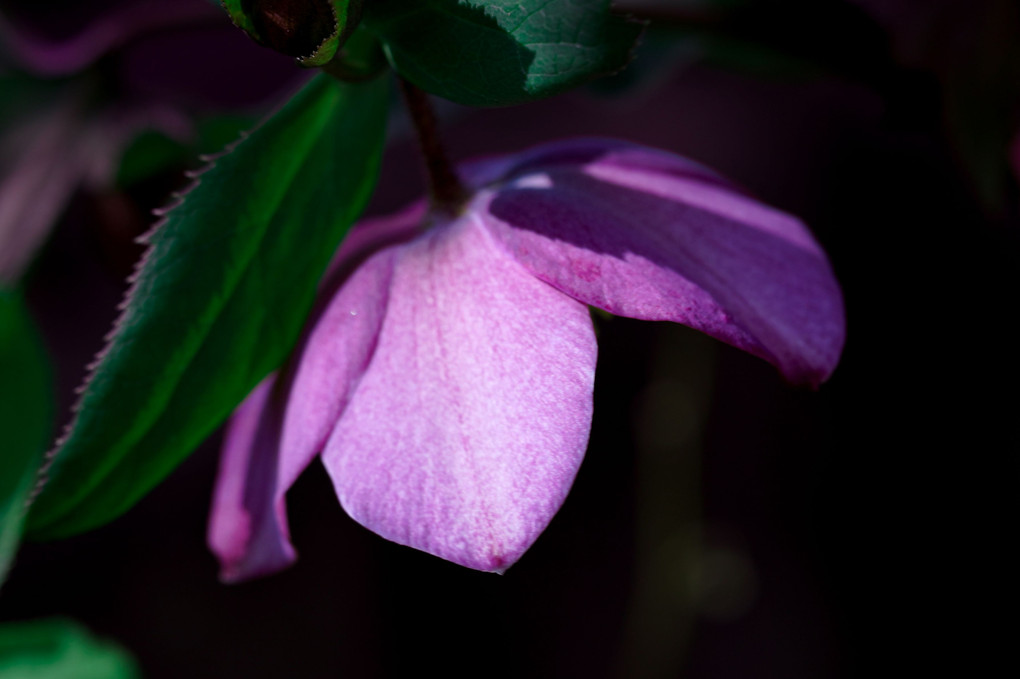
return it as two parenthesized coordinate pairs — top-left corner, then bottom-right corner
(364, 0), (644, 106)
(0, 619), (139, 679)
(115, 115), (256, 187)
(0, 289), (52, 584)
(26, 74), (390, 539)
(114, 130), (190, 187)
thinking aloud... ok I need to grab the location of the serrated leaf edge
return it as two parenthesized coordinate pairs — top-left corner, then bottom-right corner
(24, 149), (230, 513)
(297, 4), (342, 67)
(21, 81), (292, 519)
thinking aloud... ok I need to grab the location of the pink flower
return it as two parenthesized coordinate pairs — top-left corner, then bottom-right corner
(208, 138), (845, 580)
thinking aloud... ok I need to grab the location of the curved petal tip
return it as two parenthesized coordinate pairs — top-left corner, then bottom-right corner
(479, 138), (845, 387)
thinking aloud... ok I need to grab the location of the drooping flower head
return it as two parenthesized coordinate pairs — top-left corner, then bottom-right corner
(209, 138), (845, 580)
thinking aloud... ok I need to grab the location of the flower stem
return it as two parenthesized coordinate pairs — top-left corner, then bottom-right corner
(398, 78), (468, 214)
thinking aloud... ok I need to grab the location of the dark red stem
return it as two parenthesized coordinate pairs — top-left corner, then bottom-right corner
(398, 78), (467, 214)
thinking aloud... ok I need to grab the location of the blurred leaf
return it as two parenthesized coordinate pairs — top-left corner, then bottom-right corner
(942, 0), (1020, 218)
(114, 130), (189, 187)
(364, 0), (643, 106)
(0, 618), (139, 679)
(0, 75), (52, 122)
(618, 0), (891, 84)
(26, 74), (390, 538)
(193, 114), (257, 155)
(589, 25), (821, 101)
(676, 29), (824, 78)
(115, 115), (255, 187)
(0, 289), (51, 584)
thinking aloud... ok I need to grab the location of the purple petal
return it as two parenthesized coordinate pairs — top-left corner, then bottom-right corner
(321, 215), (597, 572)
(480, 140), (845, 386)
(207, 376), (295, 582)
(207, 209), (419, 582)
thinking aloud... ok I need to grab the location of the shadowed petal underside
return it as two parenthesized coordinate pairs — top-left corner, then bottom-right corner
(481, 141), (845, 386)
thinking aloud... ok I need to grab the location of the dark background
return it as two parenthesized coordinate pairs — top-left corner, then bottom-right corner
(1, 0), (1015, 676)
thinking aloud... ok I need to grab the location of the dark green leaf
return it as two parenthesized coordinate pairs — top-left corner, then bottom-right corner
(364, 0), (643, 106)
(0, 618), (139, 679)
(115, 115), (256, 187)
(26, 74), (390, 538)
(114, 130), (190, 187)
(0, 76), (53, 124)
(0, 289), (52, 583)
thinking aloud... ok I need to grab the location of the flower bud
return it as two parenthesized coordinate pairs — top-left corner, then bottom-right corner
(221, 0), (363, 67)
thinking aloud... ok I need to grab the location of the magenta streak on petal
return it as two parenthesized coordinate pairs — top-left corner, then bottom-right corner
(207, 210), (420, 582)
(481, 149), (844, 386)
(0, 0), (220, 75)
(321, 215), (597, 572)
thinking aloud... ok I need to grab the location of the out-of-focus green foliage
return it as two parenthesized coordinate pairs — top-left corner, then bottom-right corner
(0, 619), (139, 679)
(0, 288), (51, 585)
(115, 114), (256, 187)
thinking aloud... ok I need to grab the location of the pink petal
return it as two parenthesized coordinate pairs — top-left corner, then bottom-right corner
(275, 245), (402, 492)
(479, 140), (845, 386)
(207, 209), (419, 582)
(207, 376), (295, 582)
(321, 215), (597, 572)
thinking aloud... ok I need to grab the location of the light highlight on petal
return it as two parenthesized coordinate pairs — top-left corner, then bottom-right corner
(322, 215), (597, 571)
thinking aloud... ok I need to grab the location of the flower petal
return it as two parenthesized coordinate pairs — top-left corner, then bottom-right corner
(321, 215), (597, 572)
(481, 140), (845, 386)
(275, 230), (408, 493)
(207, 209), (418, 582)
(207, 375), (294, 582)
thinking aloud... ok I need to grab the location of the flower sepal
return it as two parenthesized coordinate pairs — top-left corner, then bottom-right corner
(221, 0), (363, 67)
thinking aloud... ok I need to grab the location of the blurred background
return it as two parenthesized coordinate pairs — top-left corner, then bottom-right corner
(1, 0), (1016, 676)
